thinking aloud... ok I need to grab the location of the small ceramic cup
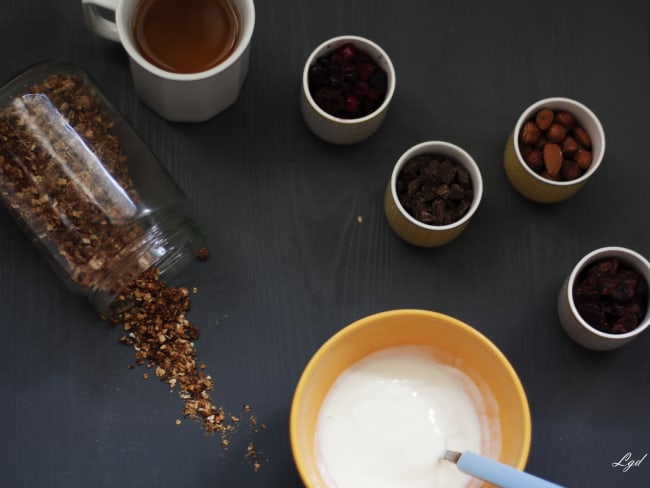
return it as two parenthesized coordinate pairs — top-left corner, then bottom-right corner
(384, 141), (483, 247)
(504, 97), (605, 203)
(558, 247), (650, 350)
(300, 35), (396, 145)
(81, 0), (255, 122)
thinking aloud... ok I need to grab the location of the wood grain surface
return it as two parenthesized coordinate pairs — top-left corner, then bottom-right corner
(0, 1), (649, 487)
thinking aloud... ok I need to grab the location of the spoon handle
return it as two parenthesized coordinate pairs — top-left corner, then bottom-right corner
(454, 451), (565, 488)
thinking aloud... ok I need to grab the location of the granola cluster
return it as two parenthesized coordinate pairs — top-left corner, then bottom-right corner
(0, 71), (146, 292)
(108, 266), (266, 469)
(110, 267), (229, 434)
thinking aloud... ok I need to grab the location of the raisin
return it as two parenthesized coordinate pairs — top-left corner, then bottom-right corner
(396, 154), (474, 227)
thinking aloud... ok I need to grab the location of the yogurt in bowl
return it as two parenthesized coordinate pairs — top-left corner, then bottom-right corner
(315, 345), (499, 488)
(290, 309), (530, 488)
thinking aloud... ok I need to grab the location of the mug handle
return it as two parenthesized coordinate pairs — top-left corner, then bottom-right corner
(81, 0), (121, 42)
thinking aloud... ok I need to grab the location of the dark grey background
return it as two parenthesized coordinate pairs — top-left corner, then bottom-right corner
(0, 1), (648, 487)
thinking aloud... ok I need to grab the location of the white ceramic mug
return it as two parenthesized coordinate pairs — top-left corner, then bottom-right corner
(82, 0), (255, 122)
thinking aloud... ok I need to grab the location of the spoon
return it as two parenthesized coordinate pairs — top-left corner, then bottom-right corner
(441, 450), (566, 488)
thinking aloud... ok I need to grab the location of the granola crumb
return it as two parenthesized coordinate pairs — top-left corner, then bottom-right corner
(196, 247), (209, 260)
(107, 268), (266, 468)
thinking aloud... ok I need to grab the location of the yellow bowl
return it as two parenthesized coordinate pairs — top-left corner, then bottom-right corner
(290, 309), (531, 488)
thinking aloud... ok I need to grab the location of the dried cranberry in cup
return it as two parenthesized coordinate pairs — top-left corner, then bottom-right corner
(573, 258), (649, 334)
(307, 42), (388, 119)
(301, 35), (395, 145)
(558, 247), (650, 350)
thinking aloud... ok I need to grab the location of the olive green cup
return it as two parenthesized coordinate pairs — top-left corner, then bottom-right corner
(384, 141), (483, 247)
(504, 97), (605, 203)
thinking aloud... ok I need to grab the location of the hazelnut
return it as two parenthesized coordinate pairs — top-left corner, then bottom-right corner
(520, 121), (541, 145)
(561, 160), (581, 180)
(534, 136), (548, 149)
(555, 111), (576, 129)
(574, 149), (593, 170)
(540, 170), (561, 181)
(562, 136), (580, 156)
(573, 126), (592, 148)
(543, 142), (563, 176)
(524, 148), (544, 171)
(546, 123), (567, 143)
(535, 108), (554, 131)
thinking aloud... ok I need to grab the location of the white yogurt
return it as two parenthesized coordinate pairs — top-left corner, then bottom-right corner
(315, 345), (500, 488)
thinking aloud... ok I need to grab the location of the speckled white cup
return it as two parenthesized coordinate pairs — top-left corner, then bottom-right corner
(557, 247), (650, 350)
(300, 35), (395, 145)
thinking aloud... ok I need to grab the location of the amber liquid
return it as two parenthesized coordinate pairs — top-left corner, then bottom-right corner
(132, 0), (240, 74)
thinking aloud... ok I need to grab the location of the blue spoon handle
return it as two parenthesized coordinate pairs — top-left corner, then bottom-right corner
(456, 451), (565, 488)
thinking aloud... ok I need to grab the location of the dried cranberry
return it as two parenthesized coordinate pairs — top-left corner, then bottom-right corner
(358, 63), (375, 81)
(313, 86), (345, 115)
(612, 314), (638, 333)
(328, 73), (342, 88)
(330, 51), (347, 67)
(572, 257), (649, 334)
(367, 88), (383, 101)
(345, 95), (360, 115)
(308, 65), (328, 86)
(339, 42), (356, 62)
(342, 65), (358, 84)
(351, 81), (368, 98)
(369, 69), (388, 89)
(308, 42), (388, 119)
(576, 302), (607, 331)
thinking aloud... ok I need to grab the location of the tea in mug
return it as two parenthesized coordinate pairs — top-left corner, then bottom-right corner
(132, 0), (240, 74)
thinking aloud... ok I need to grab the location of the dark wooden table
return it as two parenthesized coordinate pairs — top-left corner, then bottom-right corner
(1, 1), (648, 487)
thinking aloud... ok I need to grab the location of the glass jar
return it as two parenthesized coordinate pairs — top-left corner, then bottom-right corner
(0, 61), (204, 313)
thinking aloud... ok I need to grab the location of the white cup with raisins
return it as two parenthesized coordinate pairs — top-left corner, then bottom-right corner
(384, 141), (483, 247)
(504, 97), (605, 203)
(301, 35), (396, 145)
(558, 247), (650, 350)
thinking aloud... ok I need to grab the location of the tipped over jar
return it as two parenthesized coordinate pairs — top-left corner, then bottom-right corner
(0, 62), (204, 313)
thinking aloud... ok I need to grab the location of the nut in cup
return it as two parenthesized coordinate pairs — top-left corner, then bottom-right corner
(384, 141), (483, 247)
(504, 97), (605, 203)
(81, 0), (255, 122)
(300, 35), (396, 145)
(557, 247), (650, 350)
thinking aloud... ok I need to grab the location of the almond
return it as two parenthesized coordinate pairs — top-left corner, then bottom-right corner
(543, 143), (563, 176)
